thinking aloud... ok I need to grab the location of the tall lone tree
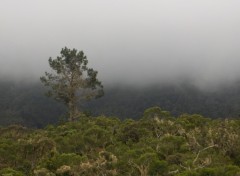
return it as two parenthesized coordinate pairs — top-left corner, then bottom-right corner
(40, 47), (104, 121)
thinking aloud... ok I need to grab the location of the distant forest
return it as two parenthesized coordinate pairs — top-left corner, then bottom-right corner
(1, 80), (240, 127)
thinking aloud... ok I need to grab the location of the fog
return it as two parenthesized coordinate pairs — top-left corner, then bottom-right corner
(1, 0), (240, 89)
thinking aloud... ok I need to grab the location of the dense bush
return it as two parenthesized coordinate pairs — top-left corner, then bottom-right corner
(1, 108), (240, 175)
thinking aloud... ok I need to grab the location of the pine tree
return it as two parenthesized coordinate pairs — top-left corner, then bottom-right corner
(40, 47), (103, 121)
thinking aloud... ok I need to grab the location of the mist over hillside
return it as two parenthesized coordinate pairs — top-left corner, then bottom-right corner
(3, 1), (240, 175)
(0, 78), (240, 127)
(84, 81), (240, 118)
(1, 0), (240, 127)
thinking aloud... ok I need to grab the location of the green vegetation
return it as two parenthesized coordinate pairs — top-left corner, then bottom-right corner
(40, 47), (103, 122)
(1, 107), (240, 175)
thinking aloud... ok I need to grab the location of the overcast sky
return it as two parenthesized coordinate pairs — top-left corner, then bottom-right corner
(1, 0), (240, 88)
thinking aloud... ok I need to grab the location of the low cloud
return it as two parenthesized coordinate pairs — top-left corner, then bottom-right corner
(1, 0), (240, 88)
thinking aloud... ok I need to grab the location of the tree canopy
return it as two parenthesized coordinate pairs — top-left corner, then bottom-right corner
(40, 47), (103, 121)
(1, 110), (240, 175)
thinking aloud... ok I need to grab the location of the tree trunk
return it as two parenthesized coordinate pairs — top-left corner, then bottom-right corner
(68, 96), (79, 122)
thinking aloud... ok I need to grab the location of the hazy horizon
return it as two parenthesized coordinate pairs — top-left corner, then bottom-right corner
(1, 0), (240, 89)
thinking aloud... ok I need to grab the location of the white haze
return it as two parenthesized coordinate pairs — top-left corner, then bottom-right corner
(1, 0), (240, 89)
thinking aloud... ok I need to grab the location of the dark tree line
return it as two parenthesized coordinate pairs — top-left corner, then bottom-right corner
(1, 80), (240, 127)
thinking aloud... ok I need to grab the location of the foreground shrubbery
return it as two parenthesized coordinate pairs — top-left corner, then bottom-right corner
(1, 107), (240, 175)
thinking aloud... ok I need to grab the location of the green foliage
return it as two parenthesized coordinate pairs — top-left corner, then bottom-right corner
(44, 153), (84, 171)
(0, 168), (24, 176)
(177, 114), (210, 130)
(143, 106), (171, 119)
(177, 165), (240, 176)
(33, 168), (55, 176)
(1, 107), (240, 175)
(40, 47), (103, 121)
(149, 160), (168, 175)
(158, 136), (187, 156)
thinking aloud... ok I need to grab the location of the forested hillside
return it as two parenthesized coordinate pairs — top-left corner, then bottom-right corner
(1, 108), (240, 175)
(0, 80), (66, 127)
(2, 0), (240, 175)
(1, 80), (240, 127)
